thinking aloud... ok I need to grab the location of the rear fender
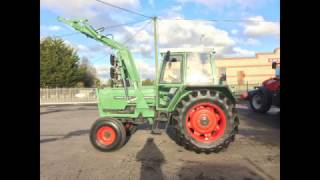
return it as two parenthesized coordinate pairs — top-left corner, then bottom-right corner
(249, 86), (272, 102)
(248, 89), (258, 99)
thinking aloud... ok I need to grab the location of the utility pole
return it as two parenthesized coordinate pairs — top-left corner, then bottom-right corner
(153, 16), (159, 79)
(153, 16), (159, 109)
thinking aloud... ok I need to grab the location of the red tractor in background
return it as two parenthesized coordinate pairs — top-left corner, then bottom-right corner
(243, 62), (280, 113)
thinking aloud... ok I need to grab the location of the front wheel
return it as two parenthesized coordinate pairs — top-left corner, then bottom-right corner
(90, 118), (126, 152)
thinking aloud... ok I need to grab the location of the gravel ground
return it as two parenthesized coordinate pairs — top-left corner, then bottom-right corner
(40, 102), (280, 180)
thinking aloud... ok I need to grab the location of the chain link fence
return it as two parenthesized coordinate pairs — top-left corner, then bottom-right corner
(40, 83), (261, 105)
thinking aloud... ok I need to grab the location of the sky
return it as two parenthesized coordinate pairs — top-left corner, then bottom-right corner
(40, 0), (280, 82)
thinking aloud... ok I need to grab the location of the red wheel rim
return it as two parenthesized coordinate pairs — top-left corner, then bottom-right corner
(96, 126), (116, 145)
(185, 102), (227, 143)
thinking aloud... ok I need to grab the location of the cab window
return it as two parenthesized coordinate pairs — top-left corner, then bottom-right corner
(185, 52), (213, 84)
(160, 55), (182, 83)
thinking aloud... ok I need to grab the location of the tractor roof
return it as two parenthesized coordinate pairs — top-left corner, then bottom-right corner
(159, 47), (215, 54)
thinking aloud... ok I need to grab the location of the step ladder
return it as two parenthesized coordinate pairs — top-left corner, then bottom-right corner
(151, 113), (169, 135)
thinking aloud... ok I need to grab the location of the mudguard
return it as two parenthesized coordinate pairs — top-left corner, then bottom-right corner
(248, 86), (272, 103)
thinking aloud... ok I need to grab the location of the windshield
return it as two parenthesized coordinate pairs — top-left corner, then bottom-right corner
(185, 52), (214, 84)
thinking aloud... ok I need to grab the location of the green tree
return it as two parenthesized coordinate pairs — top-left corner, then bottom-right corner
(79, 56), (100, 87)
(142, 79), (154, 85)
(40, 37), (85, 87)
(105, 79), (113, 87)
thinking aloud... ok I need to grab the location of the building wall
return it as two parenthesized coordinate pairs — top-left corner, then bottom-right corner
(215, 48), (280, 85)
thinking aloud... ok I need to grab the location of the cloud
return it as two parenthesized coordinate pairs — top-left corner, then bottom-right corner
(176, 0), (266, 10)
(64, 40), (88, 52)
(223, 47), (255, 57)
(94, 59), (155, 80)
(41, 0), (278, 77)
(233, 37), (260, 46)
(111, 15), (238, 58)
(171, 5), (182, 12)
(243, 16), (280, 37)
(95, 64), (110, 79)
(77, 44), (89, 51)
(41, 0), (141, 32)
(41, 0), (240, 59)
(61, 39), (116, 59)
(113, 9), (250, 58)
(135, 59), (155, 80)
(41, 0), (140, 18)
(40, 25), (62, 35)
(41, 0), (153, 58)
(48, 25), (61, 31)
(179, 0), (231, 8)
(245, 38), (260, 45)
(106, 20), (154, 57)
(41, 0), (100, 19)
(157, 19), (236, 57)
(231, 29), (238, 35)
(88, 44), (114, 54)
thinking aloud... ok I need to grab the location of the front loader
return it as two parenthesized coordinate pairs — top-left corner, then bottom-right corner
(58, 17), (239, 154)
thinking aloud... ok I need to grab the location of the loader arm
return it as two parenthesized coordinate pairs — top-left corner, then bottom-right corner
(58, 17), (149, 109)
(58, 17), (141, 85)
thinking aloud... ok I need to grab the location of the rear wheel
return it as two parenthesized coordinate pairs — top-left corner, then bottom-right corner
(249, 91), (271, 113)
(172, 89), (239, 153)
(90, 118), (126, 152)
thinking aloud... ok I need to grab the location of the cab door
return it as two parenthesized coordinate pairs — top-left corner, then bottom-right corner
(156, 54), (184, 110)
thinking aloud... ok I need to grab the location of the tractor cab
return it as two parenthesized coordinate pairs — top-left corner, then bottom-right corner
(157, 48), (226, 109)
(159, 47), (218, 86)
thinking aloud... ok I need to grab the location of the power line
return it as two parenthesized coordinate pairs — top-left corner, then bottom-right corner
(91, 55), (109, 63)
(122, 20), (152, 44)
(159, 18), (279, 23)
(96, 0), (152, 19)
(53, 19), (149, 38)
(105, 19), (150, 29)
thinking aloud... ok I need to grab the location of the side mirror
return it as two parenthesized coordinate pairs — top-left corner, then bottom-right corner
(164, 51), (170, 61)
(272, 62), (277, 69)
(110, 55), (116, 66)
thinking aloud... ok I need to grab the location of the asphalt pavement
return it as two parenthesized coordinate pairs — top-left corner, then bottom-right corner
(40, 102), (280, 180)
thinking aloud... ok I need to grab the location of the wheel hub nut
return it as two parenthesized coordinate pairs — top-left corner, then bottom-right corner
(104, 132), (110, 138)
(200, 116), (209, 126)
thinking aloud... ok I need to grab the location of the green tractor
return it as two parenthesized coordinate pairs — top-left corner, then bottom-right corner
(58, 17), (239, 154)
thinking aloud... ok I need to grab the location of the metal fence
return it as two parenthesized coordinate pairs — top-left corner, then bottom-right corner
(228, 82), (261, 97)
(40, 83), (260, 105)
(40, 88), (97, 105)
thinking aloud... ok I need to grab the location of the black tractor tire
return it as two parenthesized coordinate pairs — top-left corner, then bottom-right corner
(124, 123), (138, 136)
(90, 118), (126, 152)
(249, 90), (271, 113)
(171, 89), (239, 154)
